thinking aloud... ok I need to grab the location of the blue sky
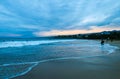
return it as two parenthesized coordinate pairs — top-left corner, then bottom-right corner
(0, 0), (120, 37)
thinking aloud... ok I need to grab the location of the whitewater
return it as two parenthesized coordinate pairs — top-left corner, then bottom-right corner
(0, 39), (118, 79)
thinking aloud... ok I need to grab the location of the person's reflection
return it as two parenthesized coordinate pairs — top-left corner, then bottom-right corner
(100, 43), (106, 54)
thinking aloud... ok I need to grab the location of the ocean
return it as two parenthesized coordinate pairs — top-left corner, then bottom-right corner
(0, 38), (118, 79)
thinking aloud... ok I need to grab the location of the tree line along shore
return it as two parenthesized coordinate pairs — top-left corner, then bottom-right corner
(53, 30), (120, 40)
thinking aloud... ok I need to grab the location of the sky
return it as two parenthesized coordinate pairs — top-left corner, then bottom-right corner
(0, 0), (120, 37)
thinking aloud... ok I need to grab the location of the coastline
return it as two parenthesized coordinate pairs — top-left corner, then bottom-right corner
(12, 41), (120, 79)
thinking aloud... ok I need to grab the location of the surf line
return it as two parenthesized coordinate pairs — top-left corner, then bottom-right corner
(0, 54), (106, 67)
(8, 54), (111, 79)
(6, 45), (119, 79)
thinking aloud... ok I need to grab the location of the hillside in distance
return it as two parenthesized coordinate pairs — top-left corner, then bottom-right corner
(53, 30), (120, 40)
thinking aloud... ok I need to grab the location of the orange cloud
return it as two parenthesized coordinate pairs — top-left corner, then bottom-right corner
(34, 26), (120, 36)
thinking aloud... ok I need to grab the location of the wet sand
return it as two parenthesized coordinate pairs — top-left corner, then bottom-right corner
(12, 41), (120, 79)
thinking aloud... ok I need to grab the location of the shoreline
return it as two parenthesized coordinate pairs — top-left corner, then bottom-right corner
(10, 54), (108, 79)
(11, 41), (120, 79)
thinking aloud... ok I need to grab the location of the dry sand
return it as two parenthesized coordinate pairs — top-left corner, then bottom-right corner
(12, 41), (120, 79)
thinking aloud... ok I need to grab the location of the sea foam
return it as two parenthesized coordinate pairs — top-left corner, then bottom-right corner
(0, 40), (118, 79)
(0, 40), (74, 48)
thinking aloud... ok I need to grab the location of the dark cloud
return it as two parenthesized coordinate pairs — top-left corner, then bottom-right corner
(0, 0), (120, 37)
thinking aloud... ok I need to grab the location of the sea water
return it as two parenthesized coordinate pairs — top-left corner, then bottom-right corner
(0, 38), (118, 79)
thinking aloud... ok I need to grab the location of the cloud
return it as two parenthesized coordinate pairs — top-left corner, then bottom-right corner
(0, 33), (22, 37)
(0, 0), (120, 37)
(34, 26), (120, 36)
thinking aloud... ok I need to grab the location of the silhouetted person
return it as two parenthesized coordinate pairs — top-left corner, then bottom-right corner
(106, 37), (110, 42)
(111, 39), (113, 42)
(101, 40), (104, 45)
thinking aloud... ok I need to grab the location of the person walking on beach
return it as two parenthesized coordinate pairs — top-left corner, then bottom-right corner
(101, 40), (104, 45)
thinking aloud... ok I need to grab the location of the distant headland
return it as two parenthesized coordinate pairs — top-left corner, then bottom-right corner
(52, 30), (120, 40)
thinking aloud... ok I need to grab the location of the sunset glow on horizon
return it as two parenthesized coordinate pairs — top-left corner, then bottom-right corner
(0, 0), (120, 37)
(35, 26), (120, 36)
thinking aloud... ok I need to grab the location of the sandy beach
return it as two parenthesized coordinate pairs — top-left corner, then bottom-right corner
(12, 41), (120, 79)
